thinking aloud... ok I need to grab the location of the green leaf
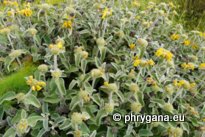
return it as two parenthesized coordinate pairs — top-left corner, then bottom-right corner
(24, 94), (41, 108)
(138, 129), (153, 136)
(68, 66), (79, 73)
(126, 124), (133, 136)
(37, 128), (47, 137)
(11, 110), (21, 124)
(0, 92), (16, 104)
(44, 93), (60, 104)
(81, 59), (87, 73)
(91, 94), (102, 106)
(59, 118), (71, 130)
(96, 109), (108, 126)
(70, 96), (81, 110)
(69, 80), (78, 90)
(21, 109), (28, 119)
(28, 115), (44, 127)
(80, 123), (90, 134)
(90, 130), (97, 137)
(116, 90), (125, 103)
(106, 127), (114, 137)
(95, 57), (102, 67)
(43, 117), (49, 131)
(3, 127), (16, 137)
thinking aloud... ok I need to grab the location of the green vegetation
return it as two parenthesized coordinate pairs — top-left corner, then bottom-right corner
(0, 64), (36, 95)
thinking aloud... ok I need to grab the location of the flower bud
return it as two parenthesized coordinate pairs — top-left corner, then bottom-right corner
(38, 64), (48, 73)
(16, 119), (29, 135)
(168, 127), (183, 137)
(79, 90), (90, 103)
(80, 51), (88, 59)
(55, 37), (65, 46)
(51, 69), (63, 78)
(137, 38), (148, 47)
(16, 93), (25, 103)
(9, 50), (24, 58)
(129, 83), (139, 93)
(73, 130), (82, 137)
(130, 102), (142, 113)
(128, 69), (136, 79)
(27, 28), (37, 36)
(165, 84), (175, 95)
(182, 80), (190, 90)
(104, 103), (114, 113)
(91, 68), (104, 79)
(104, 83), (118, 93)
(163, 103), (174, 112)
(96, 37), (106, 47)
(71, 112), (83, 125)
(151, 84), (161, 93)
(116, 30), (125, 38)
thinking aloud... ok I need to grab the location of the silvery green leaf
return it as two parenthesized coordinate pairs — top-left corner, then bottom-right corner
(138, 129), (153, 136)
(59, 119), (71, 130)
(24, 94), (41, 108)
(106, 127), (114, 137)
(70, 96), (81, 110)
(37, 128), (47, 137)
(96, 109), (107, 126)
(80, 123), (90, 134)
(0, 92), (16, 105)
(90, 130), (97, 137)
(28, 115), (44, 127)
(3, 127), (16, 137)
(21, 109), (27, 119)
(44, 93), (60, 104)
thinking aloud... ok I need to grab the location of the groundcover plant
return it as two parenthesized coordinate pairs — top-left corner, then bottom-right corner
(0, 0), (205, 137)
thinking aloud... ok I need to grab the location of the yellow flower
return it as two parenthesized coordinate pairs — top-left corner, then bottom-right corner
(199, 63), (205, 70)
(132, 0), (140, 7)
(3, 0), (18, 7)
(7, 10), (15, 17)
(155, 48), (173, 61)
(183, 40), (191, 46)
(147, 59), (155, 66)
(146, 77), (157, 85)
(181, 63), (195, 70)
(26, 76), (46, 91)
(49, 41), (65, 55)
(102, 7), (112, 19)
(103, 81), (109, 86)
(168, 2), (175, 8)
(133, 58), (141, 67)
(199, 32), (205, 38)
(191, 44), (199, 50)
(62, 20), (72, 29)
(129, 43), (135, 50)
(173, 79), (190, 89)
(19, 8), (32, 17)
(170, 34), (180, 40)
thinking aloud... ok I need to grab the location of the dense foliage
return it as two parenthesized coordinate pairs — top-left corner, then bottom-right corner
(0, 0), (205, 137)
